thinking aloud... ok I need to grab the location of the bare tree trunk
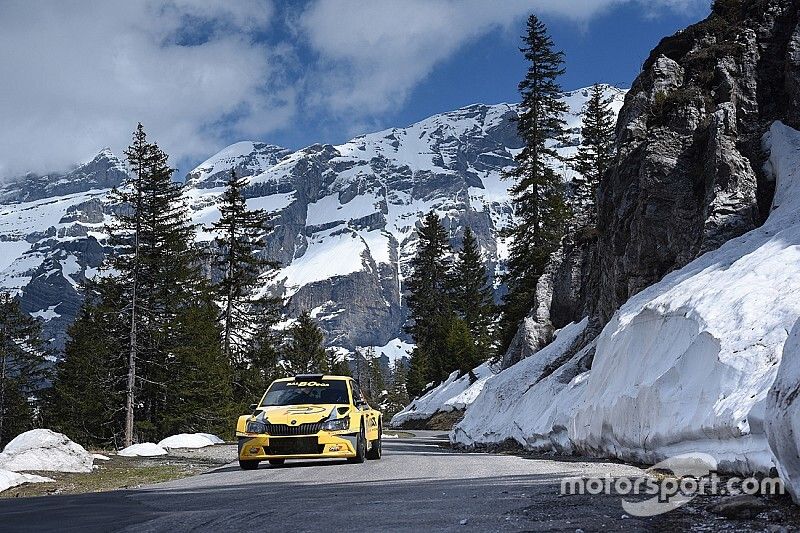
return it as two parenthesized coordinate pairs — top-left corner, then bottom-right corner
(124, 282), (136, 448)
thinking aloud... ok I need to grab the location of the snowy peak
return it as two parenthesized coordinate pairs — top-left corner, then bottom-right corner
(0, 148), (127, 204)
(185, 141), (293, 190)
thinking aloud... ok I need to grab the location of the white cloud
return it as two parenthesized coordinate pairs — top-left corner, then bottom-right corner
(0, 0), (288, 176)
(299, 0), (710, 116)
(0, 0), (709, 176)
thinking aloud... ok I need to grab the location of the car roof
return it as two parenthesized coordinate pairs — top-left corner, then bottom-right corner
(273, 375), (352, 382)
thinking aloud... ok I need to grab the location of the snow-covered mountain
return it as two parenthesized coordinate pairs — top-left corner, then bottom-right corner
(0, 86), (626, 355)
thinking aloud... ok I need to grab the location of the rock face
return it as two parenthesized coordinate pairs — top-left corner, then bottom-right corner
(593, 1), (799, 323)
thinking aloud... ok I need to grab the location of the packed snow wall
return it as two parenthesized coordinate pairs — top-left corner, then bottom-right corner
(453, 121), (800, 475)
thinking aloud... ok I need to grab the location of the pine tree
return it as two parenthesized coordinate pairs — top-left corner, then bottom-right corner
(0, 293), (48, 445)
(385, 360), (410, 419)
(162, 295), (233, 438)
(405, 211), (453, 391)
(208, 170), (281, 380)
(324, 349), (351, 377)
(406, 348), (428, 398)
(238, 309), (282, 404)
(282, 312), (327, 375)
(104, 124), (230, 444)
(444, 317), (480, 376)
(572, 84), (616, 230)
(46, 280), (127, 447)
(451, 227), (496, 361)
(499, 14), (570, 353)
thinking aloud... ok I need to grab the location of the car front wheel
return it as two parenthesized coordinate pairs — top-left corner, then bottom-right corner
(239, 459), (260, 470)
(347, 426), (366, 464)
(366, 427), (382, 460)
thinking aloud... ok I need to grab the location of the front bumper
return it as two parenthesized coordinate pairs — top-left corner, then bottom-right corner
(237, 432), (359, 460)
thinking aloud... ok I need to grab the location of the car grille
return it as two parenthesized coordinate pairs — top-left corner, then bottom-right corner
(266, 422), (323, 436)
(265, 437), (324, 455)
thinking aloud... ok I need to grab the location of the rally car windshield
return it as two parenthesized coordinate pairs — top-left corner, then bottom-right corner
(260, 380), (350, 406)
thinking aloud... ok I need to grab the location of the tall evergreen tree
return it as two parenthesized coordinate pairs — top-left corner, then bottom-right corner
(238, 310), (282, 403)
(324, 349), (351, 377)
(444, 317), (480, 376)
(0, 293), (48, 445)
(105, 124), (227, 444)
(282, 312), (327, 375)
(46, 280), (127, 447)
(451, 227), (496, 359)
(404, 211), (453, 395)
(572, 83), (616, 229)
(208, 170), (280, 373)
(499, 14), (570, 352)
(384, 360), (410, 420)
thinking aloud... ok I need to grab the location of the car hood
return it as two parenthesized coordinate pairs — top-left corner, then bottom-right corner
(255, 404), (349, 425)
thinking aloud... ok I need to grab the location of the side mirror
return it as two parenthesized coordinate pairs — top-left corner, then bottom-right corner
(249, 404), (258, 411)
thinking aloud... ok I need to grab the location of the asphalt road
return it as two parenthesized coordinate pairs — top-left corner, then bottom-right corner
(0, 431), (686, 532)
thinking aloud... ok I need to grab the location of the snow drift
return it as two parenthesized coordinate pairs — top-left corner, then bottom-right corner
(766, 318), (800, 501)
(453, 121), (800, 475)
(390, 362), (496, 427)
(0, 469), (53, 493)
(118, 443), (167, 457)
(451, 319), (589, 449)
(0, 429), (93, 473)
(157, 433), (224, 449)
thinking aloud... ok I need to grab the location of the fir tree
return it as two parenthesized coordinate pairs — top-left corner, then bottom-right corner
(451, 227), (496, 360)
(384, 360), (410, 420)
(499, 14), (570, 352)
(405, 211), (453, 391)
(572, 84), (616, 229)
(324, 349), (351, 377)
(444, 317), (480, 376)
(208, 170), (281, 378)
(162, 295), (233, 438)
(46, 280), (127, 447)
(0, 293), (48, 445)
(406, 347), (428, 398)
(238, 309), (282, 404)
(282, 312), (327, 375)
(105, 124), (229, 444)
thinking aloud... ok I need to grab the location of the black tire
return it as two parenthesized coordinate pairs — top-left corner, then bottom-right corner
(347, 424), (367, 464)
(367, 422), (382, 460)
(268, 459), (285, 465)
(239, 459), (260, 470)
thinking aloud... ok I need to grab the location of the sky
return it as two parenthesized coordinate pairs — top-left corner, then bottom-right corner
(0, 0), (712, 179)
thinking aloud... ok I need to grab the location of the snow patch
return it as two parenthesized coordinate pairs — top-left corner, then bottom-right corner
(118, 443), (168, 457)
(451, 319), (589, 448)
(0, 429), (93, 473)
(0, 469), (53, 493)
(157, 433), (223, 449)
(391, 362), (496, 427)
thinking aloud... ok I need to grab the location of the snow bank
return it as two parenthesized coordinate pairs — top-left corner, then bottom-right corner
(118, 443), (167, 457)
(157, 433), (224, 449)
(0, 469), (53, 493)
(0, 429), (93, 473)
(767, 318), (800, 501)
(390, 362), (496, 427)
(451, 319), (589, 448)
(569, 121), (800, 473)
(452, 121), (800, 476)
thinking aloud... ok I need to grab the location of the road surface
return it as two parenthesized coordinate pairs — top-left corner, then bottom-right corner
(0, 431), (689, 532)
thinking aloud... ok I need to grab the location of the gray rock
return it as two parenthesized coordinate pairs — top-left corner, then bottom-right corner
(707, 495), (768, 519)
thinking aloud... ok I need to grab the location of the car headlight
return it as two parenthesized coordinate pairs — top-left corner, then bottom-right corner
(321, 417), (350, 431)
(246, 421), (267, 434)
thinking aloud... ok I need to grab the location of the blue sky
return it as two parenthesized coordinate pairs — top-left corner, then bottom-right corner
(0, 1), (711, 177)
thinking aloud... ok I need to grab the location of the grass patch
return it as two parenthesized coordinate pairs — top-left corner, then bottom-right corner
(1, 454), (221, 499)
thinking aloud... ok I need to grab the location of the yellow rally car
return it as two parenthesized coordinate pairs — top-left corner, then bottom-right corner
(235, 374), (383, 469)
